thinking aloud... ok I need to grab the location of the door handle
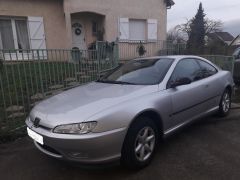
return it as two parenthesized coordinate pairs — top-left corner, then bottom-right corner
(205, 84), (209, 88)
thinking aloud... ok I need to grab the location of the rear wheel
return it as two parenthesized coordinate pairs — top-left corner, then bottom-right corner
(218, 89), (231, 117)
(121, 117), (159, 169)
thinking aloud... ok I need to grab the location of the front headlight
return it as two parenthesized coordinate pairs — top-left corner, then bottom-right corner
(53, 122), (97, 134)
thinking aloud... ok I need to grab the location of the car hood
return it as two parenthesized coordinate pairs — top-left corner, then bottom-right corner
(31, 82), (158, 128)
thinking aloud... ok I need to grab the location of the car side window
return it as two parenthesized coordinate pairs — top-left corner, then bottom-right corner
(197, 60), (218, 78)
(170, 59), (202, 82)
(233, 48), (240, 57)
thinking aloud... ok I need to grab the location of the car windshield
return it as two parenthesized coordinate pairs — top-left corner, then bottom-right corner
(97, 58), (174, 85)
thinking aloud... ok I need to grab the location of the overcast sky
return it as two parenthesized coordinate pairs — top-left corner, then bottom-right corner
(167, 0), (240, 36)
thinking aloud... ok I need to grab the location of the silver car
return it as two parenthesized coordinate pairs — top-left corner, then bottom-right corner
(26, 56), (234, 169)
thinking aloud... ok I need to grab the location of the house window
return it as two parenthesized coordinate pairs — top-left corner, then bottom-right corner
(15, 19), (30, 49)
(129, 19), (146, 41)
(0, 17), (30, 50)
(0, 19), (15, 49)
(119, 18), (158, 41)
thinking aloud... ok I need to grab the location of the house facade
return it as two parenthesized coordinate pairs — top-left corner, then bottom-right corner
(0, 0), (173, 55)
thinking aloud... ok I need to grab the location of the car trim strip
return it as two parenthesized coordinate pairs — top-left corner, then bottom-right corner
(170, 95), (221, 116)
(165, 106), (219, 135)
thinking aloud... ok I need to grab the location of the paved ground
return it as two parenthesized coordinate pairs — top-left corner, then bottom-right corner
(1, 108), (240, 180)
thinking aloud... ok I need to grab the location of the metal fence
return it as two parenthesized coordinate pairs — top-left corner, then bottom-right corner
(200, 55), (235, 74)
(0, 40), (236, 141)
(117, 40), (234, 74)
(118, 40), (186, 62)
(0, 46), (118, 139)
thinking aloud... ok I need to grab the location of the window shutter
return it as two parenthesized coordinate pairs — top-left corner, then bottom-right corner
(147, 19), (158, 41)
(28, 17), (46, 49)
(119, 18), (129, 40)
(28, 17), (47, 59)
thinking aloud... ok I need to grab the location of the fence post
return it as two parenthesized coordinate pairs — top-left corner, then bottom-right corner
(114, 38), (119, 66)
(96, 42), (101, 78)
(37, 50), (45, 97)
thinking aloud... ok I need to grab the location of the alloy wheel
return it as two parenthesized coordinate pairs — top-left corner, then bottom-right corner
(134, 127), (155, 162)
(222, 92), (231, 113)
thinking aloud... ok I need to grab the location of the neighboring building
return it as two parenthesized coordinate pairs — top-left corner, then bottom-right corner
(0, 0), (174, 55)
(206, 32), (234, 45)
(230, 34), (240, 47)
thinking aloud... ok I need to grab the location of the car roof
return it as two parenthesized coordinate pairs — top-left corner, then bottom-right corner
(134, 55), (205, 61)
(133, 55), (220, 70)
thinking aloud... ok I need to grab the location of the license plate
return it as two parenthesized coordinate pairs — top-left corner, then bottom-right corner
(27, 127), (44, 145)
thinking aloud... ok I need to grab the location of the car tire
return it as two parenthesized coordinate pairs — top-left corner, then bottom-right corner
(121, 116), (159, 169)
(218, 89), (231, 117)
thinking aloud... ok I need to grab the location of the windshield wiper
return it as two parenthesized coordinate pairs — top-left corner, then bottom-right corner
(96, 79), (136, 85)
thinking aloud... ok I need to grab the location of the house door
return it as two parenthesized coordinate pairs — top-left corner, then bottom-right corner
(71, 20), (87, 50)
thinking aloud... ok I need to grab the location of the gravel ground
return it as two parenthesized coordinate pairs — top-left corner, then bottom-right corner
(0, 108), (240, 180)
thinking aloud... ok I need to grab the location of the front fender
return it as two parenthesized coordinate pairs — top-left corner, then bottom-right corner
(87, 90), (172, 133)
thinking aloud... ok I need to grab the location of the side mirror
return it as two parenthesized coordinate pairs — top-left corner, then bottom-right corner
(169, 77), (192, 88)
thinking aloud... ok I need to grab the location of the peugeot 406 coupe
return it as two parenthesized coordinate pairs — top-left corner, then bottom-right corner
(26, 56), (234, 169)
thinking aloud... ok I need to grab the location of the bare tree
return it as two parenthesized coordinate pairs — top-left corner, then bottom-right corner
(176, 18), (223, 39)
(177, 18), (192, 38)
(204, 18), (223, 35)
(167, 25), (187, 43)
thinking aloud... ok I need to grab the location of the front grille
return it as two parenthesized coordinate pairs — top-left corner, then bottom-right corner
(30, 116), (52, 131)
(37, 143), (61, 156)
(38, 125), (52, 131)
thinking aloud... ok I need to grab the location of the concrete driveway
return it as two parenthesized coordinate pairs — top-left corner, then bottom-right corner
(1, 108), (240, 180)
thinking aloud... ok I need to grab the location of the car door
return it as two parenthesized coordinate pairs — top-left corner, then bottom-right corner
(167, 58), (210, 127)
(195, 59), (222, 109)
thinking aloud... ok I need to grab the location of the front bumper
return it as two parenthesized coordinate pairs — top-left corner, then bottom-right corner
(26, 120), (127, 164)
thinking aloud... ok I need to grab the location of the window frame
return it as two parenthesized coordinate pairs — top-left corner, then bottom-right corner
(119, 18), (158, 42)
(167, 58), (203, 89)
(167, 58), (219, 89)
(195, 59), (218, 79)
(0, 16), (30, 50)
(0, 16), (31, 60)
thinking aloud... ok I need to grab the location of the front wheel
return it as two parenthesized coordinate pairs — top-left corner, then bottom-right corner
(121, 117), (159, 169)
(218, 89), (231, 117)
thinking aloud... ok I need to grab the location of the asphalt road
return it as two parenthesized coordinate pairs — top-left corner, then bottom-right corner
(1, 109), (240, 180)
